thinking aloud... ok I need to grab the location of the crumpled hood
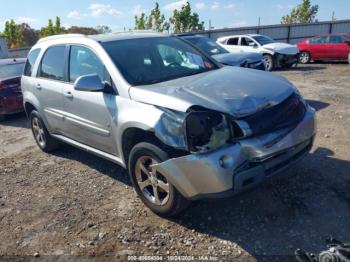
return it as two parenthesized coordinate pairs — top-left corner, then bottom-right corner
(263, 42), (299, 55)
(212, 52), (263, 66)
(129, 66), (295, 118)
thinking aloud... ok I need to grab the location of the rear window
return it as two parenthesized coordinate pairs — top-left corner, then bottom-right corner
(0, 63), (25, 78)
(39, 46), (66, 81)
(24, 48), (41, 76)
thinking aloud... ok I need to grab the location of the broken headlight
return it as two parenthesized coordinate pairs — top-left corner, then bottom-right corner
(185, 111), (231, 153)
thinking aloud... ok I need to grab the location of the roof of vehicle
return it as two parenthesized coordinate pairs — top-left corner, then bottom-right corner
(37, 32), (169, 45)
(309, 33), (350, 38)
(0, 58), (26, 66)
(175, 33), (206, 38)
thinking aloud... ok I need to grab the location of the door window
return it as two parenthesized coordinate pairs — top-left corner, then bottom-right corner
(241, 37), (255, 46)
(329, 35), (346, 44)
(69, 46), (105, 83)
(227, 37), (239, 45)
(24, 48), (41, 76)
(309, 36), (328, 44)
(39, 46), (66, 81)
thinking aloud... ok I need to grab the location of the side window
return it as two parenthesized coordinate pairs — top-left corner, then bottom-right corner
(329, 35), (345, 44)
(39, 46), (66, 81)
(24, 48), (41, 76)
(241, 37), (254, 46)
(309, 36), (328, 44)
(227, 37), (239, 45)
(69, 46), (104, 83)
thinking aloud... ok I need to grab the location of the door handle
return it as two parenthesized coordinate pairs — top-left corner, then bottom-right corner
(64, 92), (73, 98)
(36, 84), (42, 90)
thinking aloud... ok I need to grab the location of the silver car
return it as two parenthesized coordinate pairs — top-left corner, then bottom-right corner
(21, 33), (316, 216)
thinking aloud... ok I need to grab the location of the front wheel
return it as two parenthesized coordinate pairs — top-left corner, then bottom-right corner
(128, 142), (189, 217)
(263, 54), (274, 71)
(299, 52), (310, 64)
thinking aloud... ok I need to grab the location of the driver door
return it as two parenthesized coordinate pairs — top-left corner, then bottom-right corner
(61, 45), (117, 155)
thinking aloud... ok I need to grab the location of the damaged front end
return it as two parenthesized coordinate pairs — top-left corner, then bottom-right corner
(153, 92), (316, 199)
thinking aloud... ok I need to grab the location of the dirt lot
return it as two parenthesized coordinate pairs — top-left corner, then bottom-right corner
(0, 63), (349, 261)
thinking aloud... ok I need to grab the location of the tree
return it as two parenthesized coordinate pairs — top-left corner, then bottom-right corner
(67, 26), (99, 35)
(281, 0), (319, 24)
(134, 2), (170, 32)
(169, 2), (204, 33)
(95, 25), (112, 34)
(1, 19), (26, 48)
(40, 17), (66, 38)
(134, 13), (148, 30)
(18, 23), (39, 46)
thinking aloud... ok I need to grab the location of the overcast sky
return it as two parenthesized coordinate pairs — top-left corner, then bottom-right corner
(0, 0), (349, 31)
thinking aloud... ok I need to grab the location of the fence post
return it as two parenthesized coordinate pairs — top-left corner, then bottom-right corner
(329, 22), (333, 34)
(287, 24), (291, 43)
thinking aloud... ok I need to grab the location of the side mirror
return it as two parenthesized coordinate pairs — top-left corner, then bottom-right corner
(249, 42), (257, 48)
(74, 74), (105, 92)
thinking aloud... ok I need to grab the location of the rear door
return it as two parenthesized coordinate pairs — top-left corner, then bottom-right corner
(61, 45), (117, 154)
(328, 35), (350, 60)
(34, 45), (68, 133)
(308, 36), (330, 60)
(221, 36), (241, 53)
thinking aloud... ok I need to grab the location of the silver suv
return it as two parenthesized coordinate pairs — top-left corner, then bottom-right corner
(21, 33), (316, 216)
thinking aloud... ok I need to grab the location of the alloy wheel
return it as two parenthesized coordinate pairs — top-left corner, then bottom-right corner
(299, 52), (310, 64)
(263, 55), (273, 71)
(135, 156), (170, 206)
(32, 117), (46, 148)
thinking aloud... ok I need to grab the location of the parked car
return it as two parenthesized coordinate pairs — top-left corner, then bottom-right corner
(217, 34), (299, 71)
(0, 58), (26, 121)
(177, 34), (266, 71)
(297, 34), (350, 64)
(22, 33), (316, 216)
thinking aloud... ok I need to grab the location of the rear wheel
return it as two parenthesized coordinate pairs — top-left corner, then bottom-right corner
(30, 110), (60, 152)
(299, 52), (310, 64)
(263, 54), (274, 71)
(128, 142), (189, 217)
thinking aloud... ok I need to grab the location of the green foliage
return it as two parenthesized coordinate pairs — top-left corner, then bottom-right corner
(1, 19), (26, 48)
(281, 0), (319, 24)
(134, 2), (170, 32)
(96, 25), (112, 34)
(40, 17), (66, 38)
(67, 26), (99, 35)
(169, 2), (204, 33)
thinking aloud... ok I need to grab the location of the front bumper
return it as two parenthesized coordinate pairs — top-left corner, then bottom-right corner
(0, 95), (23, 115)
(154, 106), (316, 200)
(274, 53), (299, 67)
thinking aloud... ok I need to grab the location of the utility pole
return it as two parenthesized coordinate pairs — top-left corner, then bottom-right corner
(258, 16), (261, 26)
(332, 11), (335, 21)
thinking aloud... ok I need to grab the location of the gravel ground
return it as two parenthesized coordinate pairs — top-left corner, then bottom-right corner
(0, 63), (349, 261)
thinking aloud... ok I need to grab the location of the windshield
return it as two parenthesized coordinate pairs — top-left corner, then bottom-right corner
(102, 36), (217, 86)
(252, 35), (275, 45)
(0, 63), (24, 78)
(184, 36), (229, 56)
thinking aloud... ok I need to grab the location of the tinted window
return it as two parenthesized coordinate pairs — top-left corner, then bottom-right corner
(309, 36), (328, 44)
(102, 37), (216, 86)
(184, 36), (228, 55)
(39, 46), (66, 81)
(0, 63), (25, 78)
(241, 37), (255, 46)
(329, 35), (346, 44)
(69, 46), (104, 83)
(24, 48), (40, 76)
(227, 37), (239, 45)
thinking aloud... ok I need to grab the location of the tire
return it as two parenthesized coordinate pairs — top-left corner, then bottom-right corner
(348, 53), (350, 64)
(263, 54), (274, 71)
(128, 142), (189, 217)
(30, 110), (60, 152)
(299, 52), (310, 64)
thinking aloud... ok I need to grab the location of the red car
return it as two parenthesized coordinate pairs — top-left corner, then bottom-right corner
(0, 58), (26, 121)
(297, 34), (350, 64)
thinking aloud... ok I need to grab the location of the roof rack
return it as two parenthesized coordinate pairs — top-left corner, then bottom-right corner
(37, 34), (86, 43)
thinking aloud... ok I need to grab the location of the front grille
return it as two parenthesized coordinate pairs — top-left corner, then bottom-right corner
(241, 92), (307, 136)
